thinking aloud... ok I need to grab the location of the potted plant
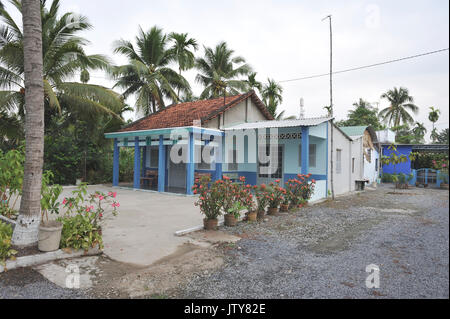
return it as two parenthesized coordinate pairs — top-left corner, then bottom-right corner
(267, 180), (284, 216)
(254, 184), (268, 220)
(280, 187), (290, 212)
(242, 185), (257, 222)
(224, 201), (245, 227)
(193, 176), (223, 231)
(39, 172), (63, 252)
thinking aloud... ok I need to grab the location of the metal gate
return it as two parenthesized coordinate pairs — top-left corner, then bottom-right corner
(416, 168), (438, 187)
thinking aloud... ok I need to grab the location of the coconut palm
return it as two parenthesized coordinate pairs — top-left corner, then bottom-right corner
(11, 0), (44, 246)
(244, 72), (262, 94)
(0, 0), (124, 126)
(112, 26), (191, 116)
(167, 32), (198, 96)
(379, 87), (419, 127)
(262, 78), (283, 118)
(195, 41), (251, 99)
(428, 107), (440, 130)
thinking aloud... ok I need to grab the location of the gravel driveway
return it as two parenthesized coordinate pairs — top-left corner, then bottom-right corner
(179, 185), (449, 299)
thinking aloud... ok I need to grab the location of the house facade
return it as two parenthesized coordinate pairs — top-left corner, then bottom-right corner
(340, 126), (381, 184)
(105, 91), (371, 201)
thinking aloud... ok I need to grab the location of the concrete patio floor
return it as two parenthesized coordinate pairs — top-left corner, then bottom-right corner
(27, 185), (202, 267)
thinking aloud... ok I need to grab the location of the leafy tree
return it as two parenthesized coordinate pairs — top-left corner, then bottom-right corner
(0, 0), (124, 129)
(112, 26), (191, 115)
(338, 98), (384, 130)
(195, 41), (251, 99)
(391, 124), (415, 144)
(436, 128), (449, 145)
(379, 87), (419, 127)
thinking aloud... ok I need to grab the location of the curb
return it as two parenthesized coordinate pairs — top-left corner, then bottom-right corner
(0, 247), (102, 273)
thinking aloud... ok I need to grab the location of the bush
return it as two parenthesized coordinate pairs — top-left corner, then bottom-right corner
(0, 221), (17, 265)
(0, 148), (24, 219)
(192, 176), (223, 220)
(382, 173), (394, 183)
(286, 174), (317, 206)
(58, 184), (120, 251)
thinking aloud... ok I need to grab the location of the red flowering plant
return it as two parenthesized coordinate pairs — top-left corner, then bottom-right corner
(192, 176), (223, 220)
(287, 174), (317, 207)
(58, 183), (120, 251)
(254, 184), (269, 212)
(267, 180), (285, 209)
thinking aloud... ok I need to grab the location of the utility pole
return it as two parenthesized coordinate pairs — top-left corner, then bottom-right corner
(322, 14), (335, 200)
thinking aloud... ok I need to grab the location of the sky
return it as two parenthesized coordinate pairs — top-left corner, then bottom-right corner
(6, 0), (450, 141)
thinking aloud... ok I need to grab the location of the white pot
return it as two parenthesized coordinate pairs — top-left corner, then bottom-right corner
(76, 178), (82, 186)
(38, 221), (63, 252)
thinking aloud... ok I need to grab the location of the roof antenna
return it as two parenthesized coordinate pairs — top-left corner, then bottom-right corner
(300, 97), (305, 119)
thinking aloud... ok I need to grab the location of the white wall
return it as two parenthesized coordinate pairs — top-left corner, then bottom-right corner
(203, 98), (267, 129)
(328, 125), (353, 196)
(363, 148), (380, 183)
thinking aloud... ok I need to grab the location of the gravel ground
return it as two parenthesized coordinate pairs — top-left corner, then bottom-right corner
(0, 267), (88, 299)
(178, 185), (449, 299)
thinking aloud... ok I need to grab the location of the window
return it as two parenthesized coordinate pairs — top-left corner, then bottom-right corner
(352, 158), (355, 173)
(150, 147), (159, 168)
(228, 149), (238, 171)
(197, 146), (213, 170)
(375, 158), (379, 172)
(336, 149), (342, 174)
(299, 144), (317, 168)
(367, 149), (372, 163)
(259, 145), (283, 178)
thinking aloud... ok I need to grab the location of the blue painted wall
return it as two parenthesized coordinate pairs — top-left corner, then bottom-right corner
(381, 145), (413, 175)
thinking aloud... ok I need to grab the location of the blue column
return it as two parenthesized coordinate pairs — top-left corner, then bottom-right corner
(158, 135), (166, 192)
(301, 126), (310, 175)
(113, 138), (119, 186)
(186, 132), (195, 195)
(214, 136), (223, 181)
(133, 137), (141, 189)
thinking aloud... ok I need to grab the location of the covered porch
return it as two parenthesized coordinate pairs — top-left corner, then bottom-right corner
(105, 126), (224, 195)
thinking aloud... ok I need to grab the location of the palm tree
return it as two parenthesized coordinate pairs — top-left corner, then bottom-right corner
(262, 78), (283, 118)
(244, 72), (262, 94)
(412, 122), (427, 143)
(352, 98), (373, 109)
(379, 87), (419, 127)
(167, 32), (198, 96)
(11, 0), (44, 246)
(195, 41), (251, 99)
(112, 26), (191, 116)
(0, 0), (124, 127)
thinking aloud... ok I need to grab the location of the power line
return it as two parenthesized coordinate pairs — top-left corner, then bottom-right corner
(279, 48), (449, 83)
(77, 47), (450, 86)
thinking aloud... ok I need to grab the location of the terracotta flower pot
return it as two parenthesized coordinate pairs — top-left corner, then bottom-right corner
(204, 218), (218, 230)
(257, 209), (266, 220)
(280, 204), (289, 212)
(247, 211), (257, 222)
(224, 214), (238, 227)
(268, 207), (278, 216)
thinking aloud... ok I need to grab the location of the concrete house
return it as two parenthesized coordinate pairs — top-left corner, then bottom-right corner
(105, 91), (366, 202)
(340, 126), (381, 185)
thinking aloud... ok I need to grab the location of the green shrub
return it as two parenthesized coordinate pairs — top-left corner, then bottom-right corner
(382, 173), (394, 183)
(58, 184), (119, 251)
(0, 221), (17, 265)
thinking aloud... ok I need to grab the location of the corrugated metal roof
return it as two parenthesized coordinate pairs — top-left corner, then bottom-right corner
(224, 117), (333, 130)
(339, 126), (368, 137)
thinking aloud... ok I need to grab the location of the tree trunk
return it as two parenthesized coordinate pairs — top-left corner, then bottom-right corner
(12, 0), (45, 247)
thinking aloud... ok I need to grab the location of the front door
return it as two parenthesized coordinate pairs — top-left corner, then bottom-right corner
(257, 144), (283, 185)
(167, 145), (187, 192)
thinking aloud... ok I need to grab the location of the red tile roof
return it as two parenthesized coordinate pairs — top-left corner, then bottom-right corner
(119, 91), (273, 132)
